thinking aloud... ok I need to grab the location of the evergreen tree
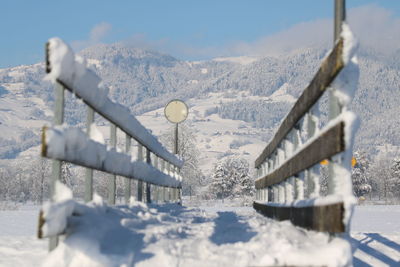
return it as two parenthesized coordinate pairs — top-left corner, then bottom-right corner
(369, 152), (393, 201)
(209, 157), (254, 199)
(351, 151), (372, 197)
(209, 163), (231, 199)
(388, 157), (400, 198)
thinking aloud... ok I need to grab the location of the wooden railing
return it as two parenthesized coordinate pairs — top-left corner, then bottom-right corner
(253, 0), (358, 233)
(39, 38), (183, 249)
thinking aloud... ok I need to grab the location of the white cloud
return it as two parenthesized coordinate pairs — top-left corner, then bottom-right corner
(72, 22), (112, 51)
(121, 18), (331, 59)
(122, 33), (223, 60)
(76, 5), (399, 60)
(227, 19), (332, 57)
(348, 4), (400, 55)
(227, 4), (400, 57)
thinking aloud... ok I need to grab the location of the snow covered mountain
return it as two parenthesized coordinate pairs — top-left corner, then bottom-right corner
(0, 43), (399, 174)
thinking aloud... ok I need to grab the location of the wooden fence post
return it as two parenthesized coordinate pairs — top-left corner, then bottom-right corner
(178, 168), (182, 204)
(167, 162), (171, 202)
(137, 144), (143, 201)
(41, 38), (184, 246)
(154, 156), (159, 203)
(49, 82), (64, 251)
(84, 106), (94, 203)
(146, 149), (151, 203)
(108, 124), (117, 205)
(161, 159), (166, 202)
(125, 134), (131, 204)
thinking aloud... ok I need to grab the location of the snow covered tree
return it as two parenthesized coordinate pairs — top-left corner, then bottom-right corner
(351, 151), (372, 197)
(388, 157), (400, 199)
(209, 162), (231, 199)
(160, 123), (205, 196)
(29, 158), (51, 203)
(209, 157), (254, 199)
(61, 162), (73, 187)
(369, 152), (392, 201)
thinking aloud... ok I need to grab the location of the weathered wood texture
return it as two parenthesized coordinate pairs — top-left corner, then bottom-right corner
(54, 77), (182, 168)
(37, 210), (45, 238)
(45, 45), (182, 169)
(253, 201), (345, 233)
(41, 127), (182, 189)
(255, 39), (344, 168)
(146, 149), (152, 203)
(255, 121), (345, 189)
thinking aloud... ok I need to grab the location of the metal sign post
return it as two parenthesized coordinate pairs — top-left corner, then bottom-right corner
(174, 123), (179, 155)
(164, 100), (188, 203)
(164, 99), (189, 155)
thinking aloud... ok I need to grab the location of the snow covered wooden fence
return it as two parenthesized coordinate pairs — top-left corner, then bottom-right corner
(41, 38), (183, 206)
(38, 37), (185, 250)
(254, 0), (359, 233)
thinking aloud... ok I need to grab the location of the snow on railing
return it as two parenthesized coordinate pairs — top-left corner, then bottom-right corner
(253, 2), (359, 233)
(43, 37), (183, 203)
(43, 126), (181, 188)
(40, 38), (183, 249)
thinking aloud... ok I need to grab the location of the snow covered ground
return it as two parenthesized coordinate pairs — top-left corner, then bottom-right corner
(0, 205), (47, 266)
(350, 205), (400, 266)
(0, 203), (399, 266)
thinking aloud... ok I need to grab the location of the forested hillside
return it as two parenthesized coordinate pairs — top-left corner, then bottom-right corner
(0, 42), (399, 176)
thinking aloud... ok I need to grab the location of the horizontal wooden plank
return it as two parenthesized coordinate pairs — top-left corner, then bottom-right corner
(253, 201), (345, 233)
(255, 121), (345, 189)
(45, 40), (183, 169)
(42, 126), (181, 189)
(255, 39), (344, 168)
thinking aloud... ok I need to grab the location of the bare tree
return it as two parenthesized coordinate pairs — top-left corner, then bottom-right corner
(160, 123), (205, 196)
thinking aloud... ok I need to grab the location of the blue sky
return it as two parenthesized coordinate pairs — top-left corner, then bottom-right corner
(1, 0), (399, 68)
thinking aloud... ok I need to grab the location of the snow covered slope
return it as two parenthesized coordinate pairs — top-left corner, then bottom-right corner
(0, 63), (52, 160)
(0, 42), (399, 171)
(135, 90), (293, 175)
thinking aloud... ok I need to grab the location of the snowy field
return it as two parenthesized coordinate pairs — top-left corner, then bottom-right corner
(0, 203), (399, 266)
(350, 205), (400, 266)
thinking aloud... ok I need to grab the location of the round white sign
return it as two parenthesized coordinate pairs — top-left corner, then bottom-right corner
(164, 99), (188, 123)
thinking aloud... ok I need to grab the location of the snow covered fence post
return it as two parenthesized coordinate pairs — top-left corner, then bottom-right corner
(160, 159), (165, 201)
(166, 162), (170, 202)
(173, 166), (177, 202)
(39, 38), (184, 248)
(146, 148), (151, 203)
(48, 81), (64, 251)
(50, 82), (64, 202)
(137, 144), (144, 201)
(43, 39), (65, 251)
(108, 124), (117, 205)
(124, 134), (131, 204)
(253, 0), (359, 233)
(84, 106), (94, 203)
(153, 155), (160, 203)
(178, 167), (182, 204)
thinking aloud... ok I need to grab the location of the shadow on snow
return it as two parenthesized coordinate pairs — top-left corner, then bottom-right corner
(351, 233), (400, 266)
(209, 211), (257, 245)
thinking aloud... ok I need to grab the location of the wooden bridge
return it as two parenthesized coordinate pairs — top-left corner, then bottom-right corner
(37, 1), (360, 265)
